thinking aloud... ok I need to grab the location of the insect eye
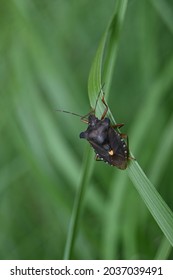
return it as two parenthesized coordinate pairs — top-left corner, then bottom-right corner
(79, 131), (86, 139)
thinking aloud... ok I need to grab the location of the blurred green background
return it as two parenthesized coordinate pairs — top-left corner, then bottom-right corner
(1, 0), (173, 259)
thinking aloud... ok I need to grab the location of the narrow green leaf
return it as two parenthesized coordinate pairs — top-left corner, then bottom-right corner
(63, 146), (94, 259)
(155, 238), (172, 260)
(128, 161), (173, 246)
(64, 0), (129, 259)
(87, 0), (173, 248)
(88, 0), (128, 119)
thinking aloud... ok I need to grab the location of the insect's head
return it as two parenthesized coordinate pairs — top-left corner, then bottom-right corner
(88, 114), (98, 126)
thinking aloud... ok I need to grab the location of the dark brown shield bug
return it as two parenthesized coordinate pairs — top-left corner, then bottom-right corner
(57, 91), (132, 170)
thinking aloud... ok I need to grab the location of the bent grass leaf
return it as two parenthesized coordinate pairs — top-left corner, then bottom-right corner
(88, 0), (173, 247)
(64, 0), (129, 259)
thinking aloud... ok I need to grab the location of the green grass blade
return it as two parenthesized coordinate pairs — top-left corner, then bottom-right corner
(87, 0), (173, 248)
(63, 146), (94, 259)
(128, 161), (173, 246)
(103, 0), (128, 93)
(64, 0), (129, 259)
(155, 238), (172, 260)
(88, 0), (128, 114)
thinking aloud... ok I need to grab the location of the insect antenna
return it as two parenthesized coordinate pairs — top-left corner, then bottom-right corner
(56, 109), (88, 123)
(56, 109), (84, 118)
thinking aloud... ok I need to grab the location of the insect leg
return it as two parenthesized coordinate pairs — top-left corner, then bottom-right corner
(112, 123), (124, 129)
(80, 118), (89, 124)
(120, 133), (127, 139)
(101, 95), (109, 120)
(95, 154), (103, 161)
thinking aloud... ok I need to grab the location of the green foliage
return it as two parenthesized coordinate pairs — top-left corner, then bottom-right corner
(0, 0), (173, 260)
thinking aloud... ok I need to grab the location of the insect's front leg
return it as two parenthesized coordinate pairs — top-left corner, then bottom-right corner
(100, 95), (108, 120)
